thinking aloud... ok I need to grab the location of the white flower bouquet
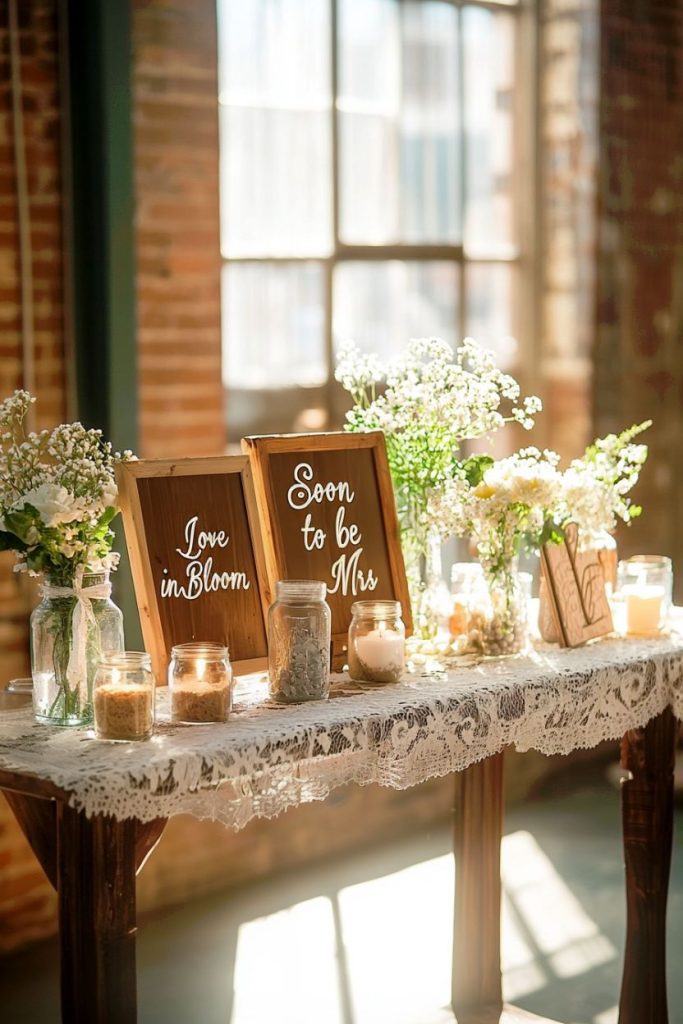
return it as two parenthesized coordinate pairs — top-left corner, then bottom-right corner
(0, 390), (135, 724)
(0, 390), (134, 583)
(336, 336), (542, 566)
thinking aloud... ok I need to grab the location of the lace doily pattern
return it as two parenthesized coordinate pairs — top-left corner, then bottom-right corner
(0, 636), (681, 828)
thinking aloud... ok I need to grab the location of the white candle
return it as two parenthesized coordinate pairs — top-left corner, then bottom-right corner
(354, 621), (405, 676)
(623, 584), (665, 636)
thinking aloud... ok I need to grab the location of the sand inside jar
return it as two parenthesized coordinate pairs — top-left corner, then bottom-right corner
(172, 683), (230, 723)
(94, 683), (154, 740)
(347, 648), (403, 685)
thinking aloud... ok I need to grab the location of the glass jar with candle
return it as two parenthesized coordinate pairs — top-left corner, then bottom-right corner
(348, 600), (406, 685)
(268, 581), (331, 702)
(616, 556), (673, 636)
(169, 642), (232, 724)
(94, 652), (155, 741)
(449, 563), (484, 638)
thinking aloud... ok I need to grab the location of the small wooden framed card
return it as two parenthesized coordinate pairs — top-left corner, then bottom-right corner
(242, 431), (412, 662)
(116, 456), (270, 679)
(540, 522), (613, 647)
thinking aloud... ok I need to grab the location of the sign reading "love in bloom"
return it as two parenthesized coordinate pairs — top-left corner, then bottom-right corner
(243, 432), (412, 661)
(117, 456), (269, 678)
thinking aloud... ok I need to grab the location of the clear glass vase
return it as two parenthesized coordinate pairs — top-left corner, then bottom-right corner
(30, 571), (124, 726)
(470, 569), (529, 657)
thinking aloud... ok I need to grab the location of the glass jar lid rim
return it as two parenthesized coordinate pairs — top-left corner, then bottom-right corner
(275, 579), (327, 598)
(351, 599), (402, 616)
(171, 641), (230, 657)
(620, 554), (672, 566)
(99, 650), (151, 665)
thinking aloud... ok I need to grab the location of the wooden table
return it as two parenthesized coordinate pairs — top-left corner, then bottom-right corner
(0, 651), (679, 1024)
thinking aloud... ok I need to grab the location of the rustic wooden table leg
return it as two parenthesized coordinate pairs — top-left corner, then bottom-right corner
(57, 805), (138, 1024)
(619, 707), (677, 1024)
(452, 752), (504, 1021)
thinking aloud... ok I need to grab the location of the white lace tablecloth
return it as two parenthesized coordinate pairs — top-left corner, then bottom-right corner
(1, 636), (682, 828)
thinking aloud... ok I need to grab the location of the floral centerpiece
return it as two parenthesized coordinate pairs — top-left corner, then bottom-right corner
(430, 424), (650, 655)
(335, 337), (542, 625)
(431, 448), (561, 654)
(0, 390), (135, 725)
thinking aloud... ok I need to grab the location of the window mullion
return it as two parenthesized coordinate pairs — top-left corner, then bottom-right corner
(457, 3), (467, 342)
(327, 0), (340, 417)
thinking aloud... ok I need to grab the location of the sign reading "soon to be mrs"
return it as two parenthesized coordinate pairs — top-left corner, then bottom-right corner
(243, 432), (412, 657)
(117, 457), (269, 679)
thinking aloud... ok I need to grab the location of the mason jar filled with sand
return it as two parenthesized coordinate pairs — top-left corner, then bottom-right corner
(169, 642), (232, 724)
(94, 652), (155, 741)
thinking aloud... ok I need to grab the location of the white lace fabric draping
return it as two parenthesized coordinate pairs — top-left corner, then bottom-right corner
(1, 635), (682, 829)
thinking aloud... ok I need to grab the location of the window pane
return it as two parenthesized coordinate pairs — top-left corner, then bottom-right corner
(222, 263), (326, 389)
(334, 261), (459, 363)
(218, 0), (332, 257)
(465, 263), (518, 369)
(463, 7), (516, 256)
(338, 0), (460, 244)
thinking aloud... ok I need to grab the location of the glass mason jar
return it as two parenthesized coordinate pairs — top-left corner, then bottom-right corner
(469, 570), (529, 657)
(615, 555), (673, 636)
(449, 562), (485, 638)
(348, 600), (405, 684)
(30, 571), (124, 726)
(268, 580), (331, 703)
(169, 642), (232, 724)
(94, 652), (155, 741)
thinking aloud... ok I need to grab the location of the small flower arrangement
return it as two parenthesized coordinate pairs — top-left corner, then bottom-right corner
(431, 448), (562, 580)
(554, 421), (650, 543)
(335, 336), (542, 563)
(429, 425), (650, 654)
(0, 390), (135, 725)
(0, 390), (134, 584)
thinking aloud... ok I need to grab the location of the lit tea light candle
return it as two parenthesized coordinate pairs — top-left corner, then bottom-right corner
(348, 601), (406, 684)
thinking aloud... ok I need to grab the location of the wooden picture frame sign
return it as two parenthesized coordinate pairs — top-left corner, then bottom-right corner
(541, 522), (613, 647)
(243, 431), (412, 664)
(116, 457), (269, 680)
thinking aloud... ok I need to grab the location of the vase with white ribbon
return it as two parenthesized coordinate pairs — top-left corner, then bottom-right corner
(30, 567), (124, 726)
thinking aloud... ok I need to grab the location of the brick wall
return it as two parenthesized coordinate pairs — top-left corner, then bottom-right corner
(594, 0), (683, 593)
(1, 0), (227, 953)
(134, 0), (225, 458)
(539, 0), (599, 459)
(0, 0), (65, 953)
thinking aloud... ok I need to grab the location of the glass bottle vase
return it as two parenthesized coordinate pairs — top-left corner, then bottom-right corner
(30, 571), (124, 726)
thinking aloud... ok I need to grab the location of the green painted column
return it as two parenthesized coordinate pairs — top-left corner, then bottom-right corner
(62, 0), (141, 646)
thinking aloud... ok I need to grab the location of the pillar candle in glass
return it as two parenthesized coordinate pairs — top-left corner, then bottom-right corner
(94, 652), (155, 741)
(348, 600), (405, 684)
(616, 556), (673, 636)
(169, 642), (232, 724)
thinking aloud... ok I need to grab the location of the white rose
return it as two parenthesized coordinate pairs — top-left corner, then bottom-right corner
(16, 483), (87, 527)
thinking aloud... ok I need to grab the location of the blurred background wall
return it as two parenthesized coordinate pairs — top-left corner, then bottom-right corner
(0, 0), (681, 953)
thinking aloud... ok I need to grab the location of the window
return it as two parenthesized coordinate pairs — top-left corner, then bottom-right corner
(218, 0), (531, 441)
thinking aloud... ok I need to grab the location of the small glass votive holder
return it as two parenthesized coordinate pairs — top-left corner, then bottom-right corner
(449, 563), (484, 637)
(169, 642), (232, 724)
(348, 600), (405, 685)
(616, 556), (673, 637)
(94, 652), (155, 741)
